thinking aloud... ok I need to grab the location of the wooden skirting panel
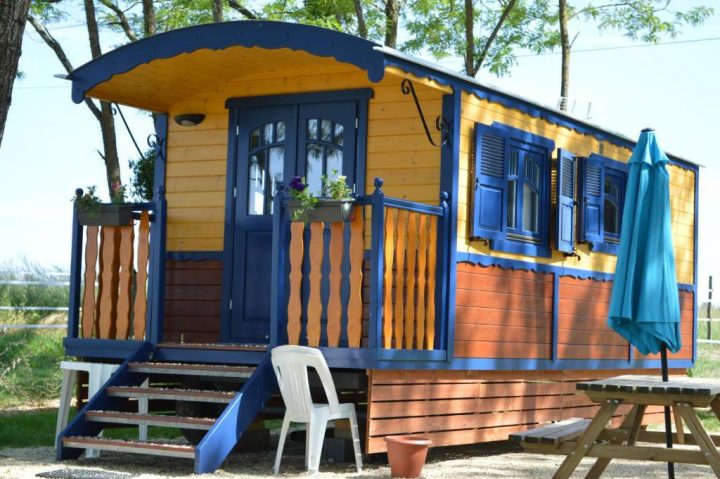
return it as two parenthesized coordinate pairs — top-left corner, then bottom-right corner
(164, 259), (222, 343)
(455, 264), (553, 359)
(366, 369), (670, 454)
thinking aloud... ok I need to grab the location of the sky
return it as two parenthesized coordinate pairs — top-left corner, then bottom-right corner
(1, 4), (718, 300)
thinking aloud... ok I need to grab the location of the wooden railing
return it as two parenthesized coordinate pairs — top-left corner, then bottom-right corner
(271, 178), (449, 352)
(67, 191), (164, 343)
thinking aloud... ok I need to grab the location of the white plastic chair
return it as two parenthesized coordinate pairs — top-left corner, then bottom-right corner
(270, 345), (362, 474)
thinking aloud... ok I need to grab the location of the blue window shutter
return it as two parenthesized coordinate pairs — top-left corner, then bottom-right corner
(556, 149), (576, 253)
(579, 154), (605, 245)
(473, 124), (508, 241)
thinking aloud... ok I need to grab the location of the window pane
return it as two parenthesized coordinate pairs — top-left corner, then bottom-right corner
(250, 128), (261, 150)
(523, 184), (539, 233)
(307, 119), (318, 140)
(334, 123), (344, 146)
(507, 180), (517, 229)
(276, 121), (285, 142)
(268, 146), (284, 214)
(263, 123), (273, 145)
(509, 151), (518, 176)
(306, 144), (323, 195)
(327, 147), (343, 178)
(605, 199), (619, 234)
(605, 178), (612, 195)
(321, 120), (332, 142)
(248, 152), (265, 215)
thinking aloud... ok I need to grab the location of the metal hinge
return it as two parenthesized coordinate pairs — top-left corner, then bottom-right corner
(236, 125), (240, 135)
(229, 299), (233, 310)
(233, 187), (237, 198)
(355, 118), (358, 128)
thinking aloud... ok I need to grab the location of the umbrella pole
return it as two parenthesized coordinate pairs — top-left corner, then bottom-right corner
(661, 344), (675, 479)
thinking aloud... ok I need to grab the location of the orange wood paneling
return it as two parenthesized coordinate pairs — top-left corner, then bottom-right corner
(366, 368), (668, 453)
(327, 222), (343, 347)
(97, 226), (120, 339)
(404, 213), (418, 348)
(382, 208), (396, 348)
(133, 212), (150, 340)
(425, 215), (437, 349)
(393, 210), (407, 347)
(287, 222), (304, 345)
(306, 222), (324, 347)
(454, 264), (552, 359)
(347, 209), (364, 348)
(81, 226), (99, 339)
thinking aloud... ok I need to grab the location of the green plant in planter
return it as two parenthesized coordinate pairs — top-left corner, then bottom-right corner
(288, 170), (353, 222)
(74, 185), (102, 215)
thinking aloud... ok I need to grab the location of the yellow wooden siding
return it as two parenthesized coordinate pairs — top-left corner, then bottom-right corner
(458, 92), (695, 285)
(165, 60), (442, 251)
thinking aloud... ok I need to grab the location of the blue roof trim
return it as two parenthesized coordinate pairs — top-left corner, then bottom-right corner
(381, 53), (698, 170)
(69, 21), (385, 104)
(456, 251), (695, 292)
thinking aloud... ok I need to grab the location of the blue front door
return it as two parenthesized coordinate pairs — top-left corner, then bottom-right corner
(225, 99), (361, 343)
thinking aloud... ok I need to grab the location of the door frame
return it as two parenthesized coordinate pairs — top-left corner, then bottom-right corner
(220, 89), (372, 343)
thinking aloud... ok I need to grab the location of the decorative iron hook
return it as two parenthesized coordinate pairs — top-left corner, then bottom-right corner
(400, 79), (449, 147)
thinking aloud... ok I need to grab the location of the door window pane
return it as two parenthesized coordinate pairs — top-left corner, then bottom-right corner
(263, 123), (273, 145)
(268, 146), (284, 214)
(306, 144), (323, 195)
(326, 148), (343, 178)
(250, 128), (261, 150)
(276, 121), (285, 142)
(248, 152), (265, 215)
(334, 124), (344, 146)
(307, 119), (318, 140)
(321, 120), (332, 142)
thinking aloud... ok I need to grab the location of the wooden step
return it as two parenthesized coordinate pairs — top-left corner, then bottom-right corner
(157, 342), (267, 352)
(63, 437), (195, 458)
(106, 386), (235, 403)
(86, 411), (215, 430)
(128, 362), (255, 378)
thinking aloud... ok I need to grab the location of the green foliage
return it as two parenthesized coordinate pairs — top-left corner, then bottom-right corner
(73, 184), (102, 214)
(0, 259), (68, 324)
(402, 0), (556, 76)
(578, 1), (713, 43)
(129, 148), (155, 202)
(29, 0), (67, 22)
(0, 329), (65, 408)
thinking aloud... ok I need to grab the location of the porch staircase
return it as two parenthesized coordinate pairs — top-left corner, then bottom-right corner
(57, 343), (278, 473)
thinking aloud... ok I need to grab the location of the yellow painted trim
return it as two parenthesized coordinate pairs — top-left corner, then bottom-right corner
(384, 66), (453, 94)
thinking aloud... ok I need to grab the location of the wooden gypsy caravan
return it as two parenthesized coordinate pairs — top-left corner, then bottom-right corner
(57, 21), (699, 473)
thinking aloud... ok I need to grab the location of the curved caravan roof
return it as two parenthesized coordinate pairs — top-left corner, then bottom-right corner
(67, 21), (695, 165)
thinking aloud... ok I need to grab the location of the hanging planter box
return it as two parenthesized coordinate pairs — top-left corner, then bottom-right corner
(77, 204), (135, 226)
(287, 198), (355, 223)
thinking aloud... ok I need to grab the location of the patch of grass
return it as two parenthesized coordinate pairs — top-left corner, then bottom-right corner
(0, 407), (182, 449)
(0, 329), (65, 408)
(0, 408), (59, 448)
(687, 343), (720, 379)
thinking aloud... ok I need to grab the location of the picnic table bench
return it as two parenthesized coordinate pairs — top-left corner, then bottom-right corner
(510, 375), (720, 478)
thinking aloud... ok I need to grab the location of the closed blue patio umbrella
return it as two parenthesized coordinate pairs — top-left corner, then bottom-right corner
(608, 128), (681, 478)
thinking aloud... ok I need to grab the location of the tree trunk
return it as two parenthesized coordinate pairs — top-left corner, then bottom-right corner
(353, 0), (368, 38)
(0, 0), (31, 149)
(142, 0), (157, 37)
(559, 0), (571, 111)
(464, 0), (475, 76)
(384, 0), (399, 48)
(213, 0), (223, 22)
(84, 0), (122, 197)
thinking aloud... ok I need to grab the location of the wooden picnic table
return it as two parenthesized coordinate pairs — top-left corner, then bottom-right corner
(511, 375), (720, 478)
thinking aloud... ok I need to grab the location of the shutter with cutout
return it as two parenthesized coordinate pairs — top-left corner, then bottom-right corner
(579, 154), (605, 245)
(556, 149), (576, 253)
(472, 124), (508, 241)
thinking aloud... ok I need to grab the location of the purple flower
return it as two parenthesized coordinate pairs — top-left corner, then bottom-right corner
(288, 176), (307, 192)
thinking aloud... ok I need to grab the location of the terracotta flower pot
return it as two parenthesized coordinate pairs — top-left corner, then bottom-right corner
(384, 435), (432, 478)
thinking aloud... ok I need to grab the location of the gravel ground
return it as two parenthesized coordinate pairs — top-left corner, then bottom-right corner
(0, 440), (716, 478)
